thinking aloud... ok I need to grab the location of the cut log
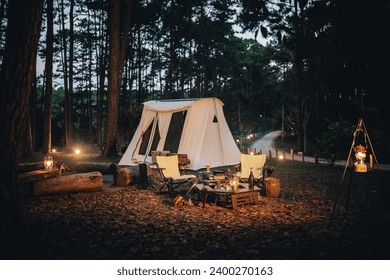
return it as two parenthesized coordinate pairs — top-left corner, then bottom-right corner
(33, 171), (103, 196)
(114, 165), (138, 187)
(74, 162), (116, 174)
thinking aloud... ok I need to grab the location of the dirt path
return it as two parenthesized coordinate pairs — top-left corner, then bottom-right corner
(251, 130), (390, 171)
(250, 130), (281, 153)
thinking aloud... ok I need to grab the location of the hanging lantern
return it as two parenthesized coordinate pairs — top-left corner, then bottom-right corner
(44, 155), (54, 170)
(354, 144), (367, 173)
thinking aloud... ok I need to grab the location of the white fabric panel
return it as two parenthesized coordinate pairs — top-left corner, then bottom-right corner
(200, 121), (223, 168)
(156, 155), (181, 178)
(240, 154), (267, 179)
(178, 99), (212, 169)
(215, 99), (241, 167)
(156, 112), (172, 151)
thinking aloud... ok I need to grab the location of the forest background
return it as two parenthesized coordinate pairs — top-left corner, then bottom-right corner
(1, 0), (390, 235)
(2, 0), (390, 161)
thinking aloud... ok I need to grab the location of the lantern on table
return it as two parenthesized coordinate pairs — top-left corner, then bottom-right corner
(231, 174), (239, 191)
(44, 155), (54, 170)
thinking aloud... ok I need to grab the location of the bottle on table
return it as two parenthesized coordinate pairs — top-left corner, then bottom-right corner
(249, 167), (254, 189)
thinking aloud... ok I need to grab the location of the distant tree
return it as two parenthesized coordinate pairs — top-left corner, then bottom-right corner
(68, 0), (75, 148)
(0, 0), (44, 241)
(58, 0), (73, 149)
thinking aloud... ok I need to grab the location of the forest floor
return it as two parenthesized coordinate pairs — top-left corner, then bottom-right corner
(2, 151), (390, 260)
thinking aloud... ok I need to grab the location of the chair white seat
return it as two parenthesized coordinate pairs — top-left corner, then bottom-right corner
(239, 154), (267, 187)
(151, 155), (196, 196)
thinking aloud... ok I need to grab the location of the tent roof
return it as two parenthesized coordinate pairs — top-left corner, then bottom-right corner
(143, 98), (223, 112)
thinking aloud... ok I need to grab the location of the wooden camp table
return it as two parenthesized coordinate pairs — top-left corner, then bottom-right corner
(196, 183), (260, 210)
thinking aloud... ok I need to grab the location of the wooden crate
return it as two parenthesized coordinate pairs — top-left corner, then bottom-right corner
(231, 190), (259, 210)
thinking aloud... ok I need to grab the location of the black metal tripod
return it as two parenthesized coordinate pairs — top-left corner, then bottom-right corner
(328, 118), (383, 227)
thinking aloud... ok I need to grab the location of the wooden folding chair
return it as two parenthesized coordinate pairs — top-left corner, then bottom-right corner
(239, 154), (267, 189)
(150, 155), (196, 197)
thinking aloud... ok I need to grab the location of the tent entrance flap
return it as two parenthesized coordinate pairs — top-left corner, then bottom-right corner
(139, 117), (160, 157)
(163, 110), (187, 153)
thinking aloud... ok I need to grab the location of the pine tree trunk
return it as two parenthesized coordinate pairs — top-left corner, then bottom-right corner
(103, 0), (133, 157)
(68, 0), (75, 147)
(103, 0), (121, 157)
(60, 0), (71, 149)
(294, 0), (304, 152)
(42, 0), (54, 154)
(0, 0), (44, 242)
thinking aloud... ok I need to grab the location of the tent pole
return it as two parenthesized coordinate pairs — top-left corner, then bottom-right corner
(214, 98), (225, 166)
(144, 115), (158, 162)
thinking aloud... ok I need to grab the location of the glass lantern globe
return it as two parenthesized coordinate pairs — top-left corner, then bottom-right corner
(44, 155), (54, 170)
(354, 144), (367, 173)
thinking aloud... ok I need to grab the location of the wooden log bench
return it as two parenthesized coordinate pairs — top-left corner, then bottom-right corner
(74, 162), (116, 174)
(33, 171), (103, 196)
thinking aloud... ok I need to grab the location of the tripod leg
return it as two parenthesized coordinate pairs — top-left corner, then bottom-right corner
(329, 153), (354, 227)
(344, 165), (354, 218)
(329, 185), (343, 227)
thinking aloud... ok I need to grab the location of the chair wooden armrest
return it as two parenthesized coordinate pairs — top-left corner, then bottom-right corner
(151, 166), (165, 171)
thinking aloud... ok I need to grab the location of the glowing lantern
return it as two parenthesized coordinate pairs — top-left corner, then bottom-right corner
(75, 149), (81, 155)
(205, 162), (210, 172)
(354, 144), (367, 173)
(44, 155), (54, 170)
(231, 174), (239, 191)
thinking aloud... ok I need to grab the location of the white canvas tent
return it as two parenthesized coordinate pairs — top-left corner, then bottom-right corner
(118, 98), (241, 170)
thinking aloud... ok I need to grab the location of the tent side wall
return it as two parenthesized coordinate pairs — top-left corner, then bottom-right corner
(178, 99), (215, 169)
(215, 100), (241, 166)
(178, 98), (240, 170)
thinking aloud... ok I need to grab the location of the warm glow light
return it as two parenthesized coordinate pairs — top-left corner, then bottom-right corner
(231, 175), (239, 191)
(278, 154), (284, 160)
(51, 148), (57, 153)
(205, 162), (210, 172)
(250, 151), (254, 155)
(44, 155), (54, 170)
(75, 149), (81, 155)
(354, 144), (367, 172)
